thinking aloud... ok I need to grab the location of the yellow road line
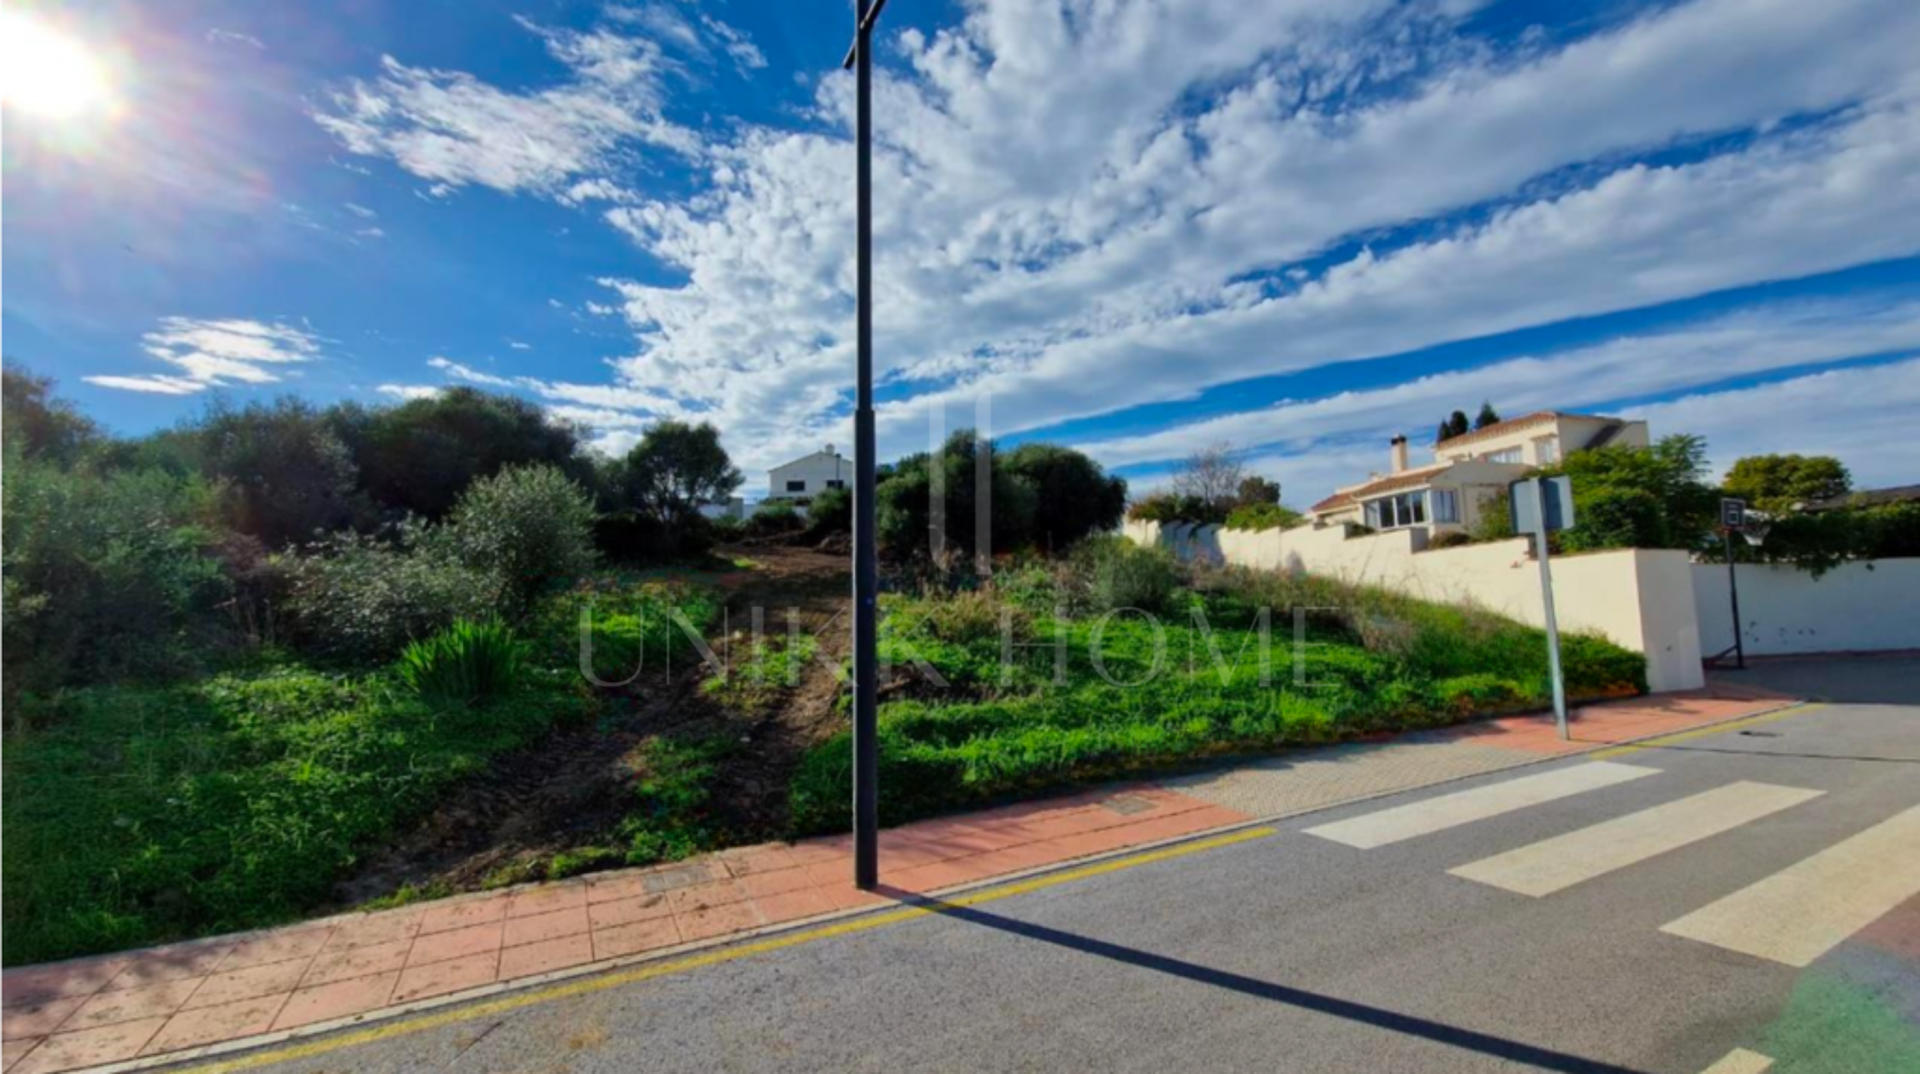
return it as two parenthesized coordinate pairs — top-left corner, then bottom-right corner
(174, 826), (1277, 1073)
(1589, 702), (1826, 761)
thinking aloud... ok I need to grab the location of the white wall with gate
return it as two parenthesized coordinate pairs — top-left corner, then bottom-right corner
(1692, 560), (1920, 658)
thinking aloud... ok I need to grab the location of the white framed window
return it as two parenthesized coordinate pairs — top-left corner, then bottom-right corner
(1366, 491), (1429, 529)
(1432, 488), (1460, 523)
(1534, 436), (1560, 464)
(1484, 447), (1523, 464)
(786, 479), (807, 492)
(825, 479), (846, 490)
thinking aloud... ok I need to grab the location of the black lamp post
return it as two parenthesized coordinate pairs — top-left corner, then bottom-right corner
(842, 0), (891, 891)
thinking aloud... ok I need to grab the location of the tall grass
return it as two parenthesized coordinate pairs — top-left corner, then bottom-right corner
(397, 618), (528, 706)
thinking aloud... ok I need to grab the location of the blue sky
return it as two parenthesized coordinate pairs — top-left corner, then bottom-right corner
(5, 0), (1920, 504)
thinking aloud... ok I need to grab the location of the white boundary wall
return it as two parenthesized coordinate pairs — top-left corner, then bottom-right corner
(1692, 560), (1920, 657)
(1125, 519), (1706, 692)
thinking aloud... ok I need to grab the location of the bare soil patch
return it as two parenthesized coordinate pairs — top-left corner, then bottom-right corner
(334, 543), (851, 907)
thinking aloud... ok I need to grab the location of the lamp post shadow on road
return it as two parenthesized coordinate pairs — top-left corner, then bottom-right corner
(843, 0), (891, 891)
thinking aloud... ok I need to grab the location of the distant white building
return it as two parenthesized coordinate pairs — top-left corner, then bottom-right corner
(768, 444), (852, 501)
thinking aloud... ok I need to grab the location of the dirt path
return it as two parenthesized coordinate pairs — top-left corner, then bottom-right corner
(334, 543), (852, 907)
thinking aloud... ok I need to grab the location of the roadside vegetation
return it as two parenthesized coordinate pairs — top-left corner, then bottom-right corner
(787, 538), (1645, 834)
(2, 374), (1649, 969)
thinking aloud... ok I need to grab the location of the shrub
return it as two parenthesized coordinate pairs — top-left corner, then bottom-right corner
(1750, 502), (1920, 577)
(1065, 535), (1183, 615)
(287, 524), (498, 661)
(1223, 502), (1303, 532)
(444, 464), (599, 613)
(1428, 530), (1473, 549)
(2, 446), (229, 696)
(397, 619), (528, 706)
(744, 500), (804, 538)
(805, 486), (852, 537)
(594, 511), (714, 562)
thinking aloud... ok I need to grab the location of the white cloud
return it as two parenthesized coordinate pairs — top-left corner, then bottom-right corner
(344, 202), (377, 219)
(1074, 296), (1920, 473)
(206, 28), (264, 50)
(81, 375), (206, 396)
(426, 356), (516, 387)
(377, 384), (445, 400)
(564, 0), (1920, 475)
(314, 22), (696, 198)
(309, 0), (1920, 480)
(1634, 359), (1920, 487)
(507, 340), (532, 350)
(85, 318), (322, 395)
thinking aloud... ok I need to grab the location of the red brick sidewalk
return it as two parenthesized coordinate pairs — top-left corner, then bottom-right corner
(0, 685), (1797, 1074)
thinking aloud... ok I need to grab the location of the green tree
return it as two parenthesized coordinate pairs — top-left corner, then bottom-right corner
(1003, 442), (1128, 551)
(877, 430), (1037, 559)
(1543, 434), (1717, 551)
(2, 367), (100, 463)
(1235, 474), (1281, 507)
(1723, 454), (1852, 513)
(618, 421), (743, 524)
(164, 398), (367, 547)
(1446, 410), (1471, 439)
(1474, 402), (1502, 430)
(343, 388), (592, 520)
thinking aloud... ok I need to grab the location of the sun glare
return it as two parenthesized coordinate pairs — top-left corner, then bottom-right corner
(1, 12), (113, 121)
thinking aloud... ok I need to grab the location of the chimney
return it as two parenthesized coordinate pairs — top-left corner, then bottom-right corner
(1390, 435), (1409, 474)
(824, 443), (835, 456)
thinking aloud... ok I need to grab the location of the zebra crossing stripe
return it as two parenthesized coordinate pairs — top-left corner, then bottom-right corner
(1448, 782), (1823, 897)
(1699, 1048), (1772, 1074)
(1302, 761), (1659, 849)
(1661, 802), (1920, 967)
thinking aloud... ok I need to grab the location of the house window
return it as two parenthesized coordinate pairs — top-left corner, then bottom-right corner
(1432, 488), (1459, 523)
(785, 479), (807, 493)
(825, 479), (846, 490)
(1366, 491), (1428, 529)
(1484, 447), (1523, 464)
(1534, 436), (1560, 464)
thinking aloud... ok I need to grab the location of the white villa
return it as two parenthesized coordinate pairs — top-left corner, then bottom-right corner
(767, 444), (853, 502)
(1307, 411), (1649, 537)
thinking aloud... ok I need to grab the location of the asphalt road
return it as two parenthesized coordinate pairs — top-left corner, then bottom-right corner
(204, 657), (1920, 1074)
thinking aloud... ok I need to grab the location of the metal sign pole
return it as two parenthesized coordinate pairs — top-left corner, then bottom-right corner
(1724, 528), (1745, 671)
(1719, 497), (1747, 673)
(844, 0), (890, 891)
(1528, 479), (1570, 740)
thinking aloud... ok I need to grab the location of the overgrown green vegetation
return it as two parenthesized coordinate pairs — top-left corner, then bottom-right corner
(1, 371), (736, 966)
(789, 547), (1645, 834)
(0, 665), (593, 965)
